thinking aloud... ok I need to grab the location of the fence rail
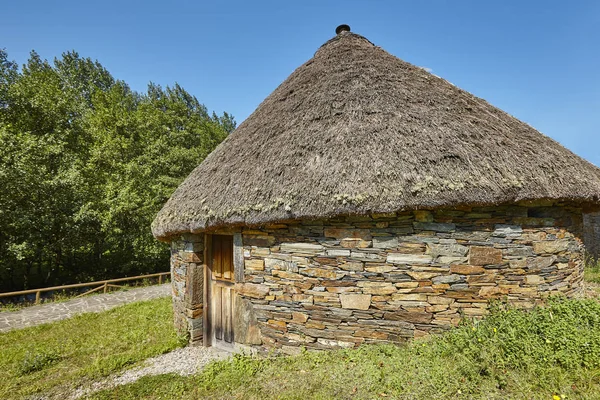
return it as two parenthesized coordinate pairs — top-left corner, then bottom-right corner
(0, 272), (171, 304)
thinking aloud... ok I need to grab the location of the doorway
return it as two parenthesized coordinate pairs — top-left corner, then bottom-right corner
(208, 234), (235, 349)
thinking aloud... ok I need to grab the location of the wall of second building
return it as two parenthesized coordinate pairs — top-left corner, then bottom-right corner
(583, 212), (600, 262)
(233, 204), (584, 354)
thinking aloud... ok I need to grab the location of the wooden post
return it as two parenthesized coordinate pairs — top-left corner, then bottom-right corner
(35, 291), (41, 304)
(103, 282), (108, 293)
(203, 233), (212, 347)
(158, 274), (163, 285)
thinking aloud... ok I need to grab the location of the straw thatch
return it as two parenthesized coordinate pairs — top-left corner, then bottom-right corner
(152, 30), (600, 239)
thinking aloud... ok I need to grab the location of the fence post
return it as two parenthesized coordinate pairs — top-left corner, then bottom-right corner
(159, 275), (163, 285)
(103, 282), (108, 293)
(35, 291), (41, 304)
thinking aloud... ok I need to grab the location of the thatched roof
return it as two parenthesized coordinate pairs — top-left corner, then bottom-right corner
(152, 27), (600, 239)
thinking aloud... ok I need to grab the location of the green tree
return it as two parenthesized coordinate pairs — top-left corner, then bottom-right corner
(0, 49), (234, 291)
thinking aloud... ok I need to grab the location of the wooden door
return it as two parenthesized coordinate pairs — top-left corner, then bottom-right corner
(210, 235), (235, 348)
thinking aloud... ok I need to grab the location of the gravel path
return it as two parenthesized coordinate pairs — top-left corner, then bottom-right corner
(0, 284), (171, 332)
(71, 346), (230, 399)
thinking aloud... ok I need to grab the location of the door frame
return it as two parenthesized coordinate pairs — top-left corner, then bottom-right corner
(202, 234), (212, 347)
(203, 233), (237, 349)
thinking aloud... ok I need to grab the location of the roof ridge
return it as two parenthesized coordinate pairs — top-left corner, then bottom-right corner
(317, 31), (375, 55)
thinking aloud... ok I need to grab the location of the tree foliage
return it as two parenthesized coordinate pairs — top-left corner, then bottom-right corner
(0, 49), (234, 291)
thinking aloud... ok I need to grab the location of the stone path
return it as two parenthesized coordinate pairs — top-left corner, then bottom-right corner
(0, 284), (171, 332)
(70, 346), (231, 399)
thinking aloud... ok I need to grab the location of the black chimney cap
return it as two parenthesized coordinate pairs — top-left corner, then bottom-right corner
(335, 24), (351, 35)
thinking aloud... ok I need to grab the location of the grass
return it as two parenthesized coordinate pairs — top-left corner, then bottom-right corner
(0, 296), (185, 399)
(585, 258), (600, 284)
(3, 266), (600, 399)
(90, 297), (600, 400)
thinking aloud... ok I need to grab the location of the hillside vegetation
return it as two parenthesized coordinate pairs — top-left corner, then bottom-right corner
(90, 297), (600, 400)
(1, 294), (599, 398)
(0, 49), (234, 292)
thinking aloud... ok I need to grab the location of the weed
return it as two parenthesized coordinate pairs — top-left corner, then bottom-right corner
(17, 348), (62, 375)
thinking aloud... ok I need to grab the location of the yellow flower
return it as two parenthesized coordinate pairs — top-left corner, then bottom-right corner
(493, 328), (497, 333)
(471, 326), (476, 331)
(553, 395), (561, 400)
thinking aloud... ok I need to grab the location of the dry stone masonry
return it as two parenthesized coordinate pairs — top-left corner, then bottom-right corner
(170, 203), (585, 352)
(171, 234), (204, 342)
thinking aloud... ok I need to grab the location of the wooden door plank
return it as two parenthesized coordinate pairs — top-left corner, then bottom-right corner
(213, 236), (223, 279)
(211, 235), (221, 280)
(214, 285), (223, 340)
(223, 287), (232, 343)
(222, 236), (233, 280)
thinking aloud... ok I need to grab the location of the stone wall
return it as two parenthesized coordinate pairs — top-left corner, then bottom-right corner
(583, 212), (600, 262)
(168, 204), (586, 351)
(232, 204), (584, 353)
(170, 234), (204, 344)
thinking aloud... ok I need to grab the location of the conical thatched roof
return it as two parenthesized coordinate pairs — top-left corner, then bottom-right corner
(152, 27), (600, 239)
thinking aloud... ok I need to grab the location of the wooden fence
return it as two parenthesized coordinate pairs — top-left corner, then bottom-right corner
(0, 272), (171, 304)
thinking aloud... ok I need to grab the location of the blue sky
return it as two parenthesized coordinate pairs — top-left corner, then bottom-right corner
(2, 0), (599, 166)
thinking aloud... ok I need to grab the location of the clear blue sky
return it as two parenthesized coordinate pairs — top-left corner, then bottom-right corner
(2, 0), (599, 166)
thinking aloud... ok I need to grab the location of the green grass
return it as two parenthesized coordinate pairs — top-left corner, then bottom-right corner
(0, 296), (185, 399)
(90, 298), (600, 400)
(585, 259), (600, 284)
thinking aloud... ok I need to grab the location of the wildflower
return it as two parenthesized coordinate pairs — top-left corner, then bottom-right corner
(471, 326), (476, 332)
(493, 327), (497, 333)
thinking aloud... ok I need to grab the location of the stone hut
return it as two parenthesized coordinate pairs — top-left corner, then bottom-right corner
(152, 26), (600, 352)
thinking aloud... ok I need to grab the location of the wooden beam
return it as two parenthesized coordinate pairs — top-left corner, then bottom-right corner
(203, 233), (212, 347)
